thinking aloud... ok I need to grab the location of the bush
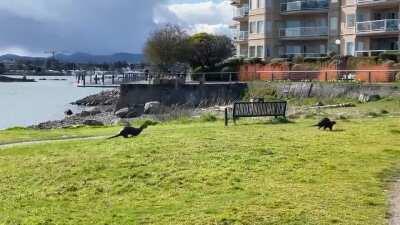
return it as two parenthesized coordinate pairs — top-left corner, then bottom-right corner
(271, 116), (292, 124)
(379, 52), (399, 62)
(200, 113), (218, 122)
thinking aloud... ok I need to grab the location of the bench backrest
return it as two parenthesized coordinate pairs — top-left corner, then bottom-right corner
(233, 101), (287, 118)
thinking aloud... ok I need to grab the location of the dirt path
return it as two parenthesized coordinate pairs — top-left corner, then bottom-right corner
(0, 136), (107, 149)
(391, 180), (400, 225)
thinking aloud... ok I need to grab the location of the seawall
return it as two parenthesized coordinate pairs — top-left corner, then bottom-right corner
(271, 82), (400, 99)
(116, 83), (248, 110)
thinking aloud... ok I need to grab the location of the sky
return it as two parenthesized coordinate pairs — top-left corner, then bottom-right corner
(0, 0), (232, 57)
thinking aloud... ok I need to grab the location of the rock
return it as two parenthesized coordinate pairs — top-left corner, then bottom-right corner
(359, 94), (381, 103)
(115, 108), (130, 118)
(72, 89), (120, 106)
(115, 106), (141, 118)
(77, 111), (91, 117)
(83, 120), (104, 126)
(64, 109), (73, 116)
(88, 107), (102, 116)
(144, 101), (161, 114)
(315, 101), (324, 107)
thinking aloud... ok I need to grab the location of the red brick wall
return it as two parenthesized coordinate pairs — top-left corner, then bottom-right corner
(356, 64), (395, 83)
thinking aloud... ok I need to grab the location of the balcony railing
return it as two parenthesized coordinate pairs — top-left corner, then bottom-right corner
(279, 26), (328, 37)
(357, 0), (392, 4)
(233, 31), (249, 41)
(356, 19), (400, 33)
(233, 5), (249, 19)
(355, 49), (400, 56)
(283, 52), (327, 58)
(280, 0), (329, 13)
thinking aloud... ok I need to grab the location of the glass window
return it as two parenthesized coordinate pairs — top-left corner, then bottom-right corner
(347, 14), (355, 28)
(330, 17), (338, 31)
(249, 46), (256, 58)
(346, 42), (355, 56)
(257, 21), (264, 33)
(257, 45), (264, 58)
(249, 21), (257, 33)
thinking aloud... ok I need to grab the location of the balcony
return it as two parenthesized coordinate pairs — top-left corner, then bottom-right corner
(357, 0), (400, 7)
(279, 26), (328, 39)
(280, 0), (329, 14)
(233, 5), (249, 21)
(356, 19), (400, 34)
(233, 31), (249, 42)
(355, 49), (400, 56)
(282, 52), (327, 58)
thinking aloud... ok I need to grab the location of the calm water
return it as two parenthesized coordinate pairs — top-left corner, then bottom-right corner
(0, 76), (111, 129)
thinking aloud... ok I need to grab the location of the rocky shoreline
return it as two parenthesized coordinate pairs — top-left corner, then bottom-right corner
(30, 88), (229, 129)
(31, 90), (121, 129)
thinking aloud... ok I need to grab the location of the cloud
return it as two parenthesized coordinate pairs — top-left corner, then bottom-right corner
(155, 0), (233, 35)
(0, 0), (159, 55)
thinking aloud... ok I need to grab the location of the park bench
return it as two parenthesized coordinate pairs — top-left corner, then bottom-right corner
(224, 100), (287, 126)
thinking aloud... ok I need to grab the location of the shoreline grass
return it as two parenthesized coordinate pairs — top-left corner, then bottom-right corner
(0, 117), (399, 224)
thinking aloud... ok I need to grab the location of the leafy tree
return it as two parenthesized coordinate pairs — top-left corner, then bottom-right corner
(0, 63), (6, 74)
(143, 24), (190, 72)
(188, 33), (234, 72)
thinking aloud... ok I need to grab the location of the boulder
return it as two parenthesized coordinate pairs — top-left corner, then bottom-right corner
(115, 106), (141, 118)
(144, 101), (161, 114)
(83, 120), (104, 126)
(64, 109), (73, 116)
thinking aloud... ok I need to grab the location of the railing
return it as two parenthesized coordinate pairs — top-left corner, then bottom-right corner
(233, 4), (249, 19)
(355, 49), (400, 56)
(233, 30), (249, 41)
(282, 52), (327, 58)
(356, 19), (400, 33)
(279, 26), (328, 37)
(357, 0), (392, 4)
(280, 0), (329, 13)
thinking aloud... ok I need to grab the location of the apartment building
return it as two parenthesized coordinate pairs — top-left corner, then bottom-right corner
(231, 0), (400, 59)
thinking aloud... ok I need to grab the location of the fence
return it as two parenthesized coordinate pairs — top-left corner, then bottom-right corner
(239, 69), (399, 83)
(75, 71), (240, 87)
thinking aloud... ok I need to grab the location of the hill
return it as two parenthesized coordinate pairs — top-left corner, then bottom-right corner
(0, 53), (144, 64)
(55, 52), (144, 64)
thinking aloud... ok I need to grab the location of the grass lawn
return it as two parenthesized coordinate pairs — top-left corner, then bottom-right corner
(0, 117), (400, 225)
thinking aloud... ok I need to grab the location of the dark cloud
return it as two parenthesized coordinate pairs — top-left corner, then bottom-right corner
(0, 0), (161, 55)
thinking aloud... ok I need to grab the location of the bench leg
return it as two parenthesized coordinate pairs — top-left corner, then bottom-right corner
(224, 108), (228, 126)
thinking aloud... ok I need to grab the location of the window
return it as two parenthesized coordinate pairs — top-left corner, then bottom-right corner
(257, 45), (264, 58)
(347, 14), (355, 28)
(257, 21), (264, 33)
(265, 21), (272, 33)
(249, 21), (257, 34)
(265, 46), (271, 57)
(346, 42), (355, 56)
(330, 17), (338, 31)
(249, 46), (256, 58)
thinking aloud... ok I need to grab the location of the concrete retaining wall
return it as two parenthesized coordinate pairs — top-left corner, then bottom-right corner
(272, 82), (400, 99)
(116, 83), (248, 110)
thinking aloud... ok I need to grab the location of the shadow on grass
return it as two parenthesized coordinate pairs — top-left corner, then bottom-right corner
(234, 117), (295, 126)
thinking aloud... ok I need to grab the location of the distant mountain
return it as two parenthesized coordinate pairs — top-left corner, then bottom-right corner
(55, 52), (144, 64)
(0, 52), (144, 64)
(0, 54), (43, 61)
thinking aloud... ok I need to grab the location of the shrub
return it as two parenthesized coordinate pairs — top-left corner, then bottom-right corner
(381, 109), (390, 115)
(271, 116), (292, 124)
(201, 113), (218, 122)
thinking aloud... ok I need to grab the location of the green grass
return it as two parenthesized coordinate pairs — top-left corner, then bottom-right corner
(0, 126), (120, 145)
(0, 117), (400, 224)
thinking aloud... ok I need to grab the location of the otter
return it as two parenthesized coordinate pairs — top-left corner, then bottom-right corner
(314, 118), (336, 131)
(107, 121), (155, 139)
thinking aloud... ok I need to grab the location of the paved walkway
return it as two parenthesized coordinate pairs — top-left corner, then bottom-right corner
(391, 180), (400, 225)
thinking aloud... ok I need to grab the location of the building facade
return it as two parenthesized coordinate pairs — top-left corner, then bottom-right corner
(231, 0), (400, 59)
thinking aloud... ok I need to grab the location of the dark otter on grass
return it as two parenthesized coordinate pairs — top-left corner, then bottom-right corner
(314, 118), (336, 131)
(107, 121), (157, 139)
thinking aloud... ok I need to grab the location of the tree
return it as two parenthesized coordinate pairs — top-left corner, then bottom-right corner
(143, 24), (190, 72)
(188, 33), (234, 72)
(0, 63), (6, 74)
